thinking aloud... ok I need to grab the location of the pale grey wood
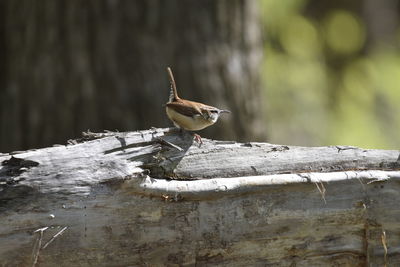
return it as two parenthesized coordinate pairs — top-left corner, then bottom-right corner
(132, 170), (400, 199)
(1, 127), (399, 195)
(1, 127), (400, 266)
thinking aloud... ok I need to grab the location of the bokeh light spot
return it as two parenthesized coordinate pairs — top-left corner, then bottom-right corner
(324, 10), (365, 55)
(280, 15), (321, 58)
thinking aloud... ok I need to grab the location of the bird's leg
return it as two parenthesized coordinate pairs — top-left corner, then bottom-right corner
(176, 127), (202, 147)
(193, 133), (203, 147)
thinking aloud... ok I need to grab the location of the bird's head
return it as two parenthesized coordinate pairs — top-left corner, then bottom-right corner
(203, 108), (231, 123)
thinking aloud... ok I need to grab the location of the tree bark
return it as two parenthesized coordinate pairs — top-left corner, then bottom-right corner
(1, 128), (400, 266)
(0, 0), (265, 153)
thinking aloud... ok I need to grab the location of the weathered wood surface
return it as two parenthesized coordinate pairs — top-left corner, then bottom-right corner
(1, 127), (400, 266)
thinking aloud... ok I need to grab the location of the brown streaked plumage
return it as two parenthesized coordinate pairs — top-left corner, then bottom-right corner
(165, 67), (230, 131)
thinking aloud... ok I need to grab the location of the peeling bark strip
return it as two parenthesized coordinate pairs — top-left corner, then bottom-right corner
(1, 128), (400, 266)
(0, 127), (399, 196)
(131, 170), (400, 200)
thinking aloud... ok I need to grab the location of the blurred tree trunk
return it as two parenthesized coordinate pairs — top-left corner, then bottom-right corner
(0, 0), (265, 153)
(363, 0), (399, 47)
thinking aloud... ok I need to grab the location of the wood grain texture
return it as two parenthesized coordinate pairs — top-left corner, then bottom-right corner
(1, 128), (400, 266)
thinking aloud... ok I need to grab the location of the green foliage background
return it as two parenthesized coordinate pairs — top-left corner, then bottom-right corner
(260, 0), (400, 149)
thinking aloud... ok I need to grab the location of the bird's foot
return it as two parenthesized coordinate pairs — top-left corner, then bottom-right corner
(193, 133), (203, 147)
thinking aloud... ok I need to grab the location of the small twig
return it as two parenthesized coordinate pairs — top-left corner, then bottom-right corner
(42, 226), (68, 249)
(315, 181), (327, 204)
(33, 226), (49, 234)
(335, 145), (356, 153)
(155, 138), (183, 151)
(381, 230), (388, 267)
(367, 177), (390, 184)
(32, 227), (48, 267)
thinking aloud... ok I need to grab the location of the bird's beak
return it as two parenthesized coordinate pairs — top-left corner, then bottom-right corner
(219, 109), (231, 114)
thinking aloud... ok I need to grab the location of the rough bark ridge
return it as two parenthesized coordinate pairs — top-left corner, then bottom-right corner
(1, 128), (400, 266)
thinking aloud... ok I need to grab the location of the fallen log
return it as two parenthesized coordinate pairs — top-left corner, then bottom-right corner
(1, 128), (399, 266)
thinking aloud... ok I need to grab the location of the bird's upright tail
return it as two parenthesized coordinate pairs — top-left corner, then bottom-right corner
(167, 67), (179, 102)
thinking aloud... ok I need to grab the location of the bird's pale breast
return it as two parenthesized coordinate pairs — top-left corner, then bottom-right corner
(166, 106), (214, 131)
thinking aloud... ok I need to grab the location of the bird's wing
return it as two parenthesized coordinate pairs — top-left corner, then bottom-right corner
(166, 101), (203, 117)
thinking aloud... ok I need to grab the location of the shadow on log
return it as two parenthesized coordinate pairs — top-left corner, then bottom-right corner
(0, 128), (400, 266)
